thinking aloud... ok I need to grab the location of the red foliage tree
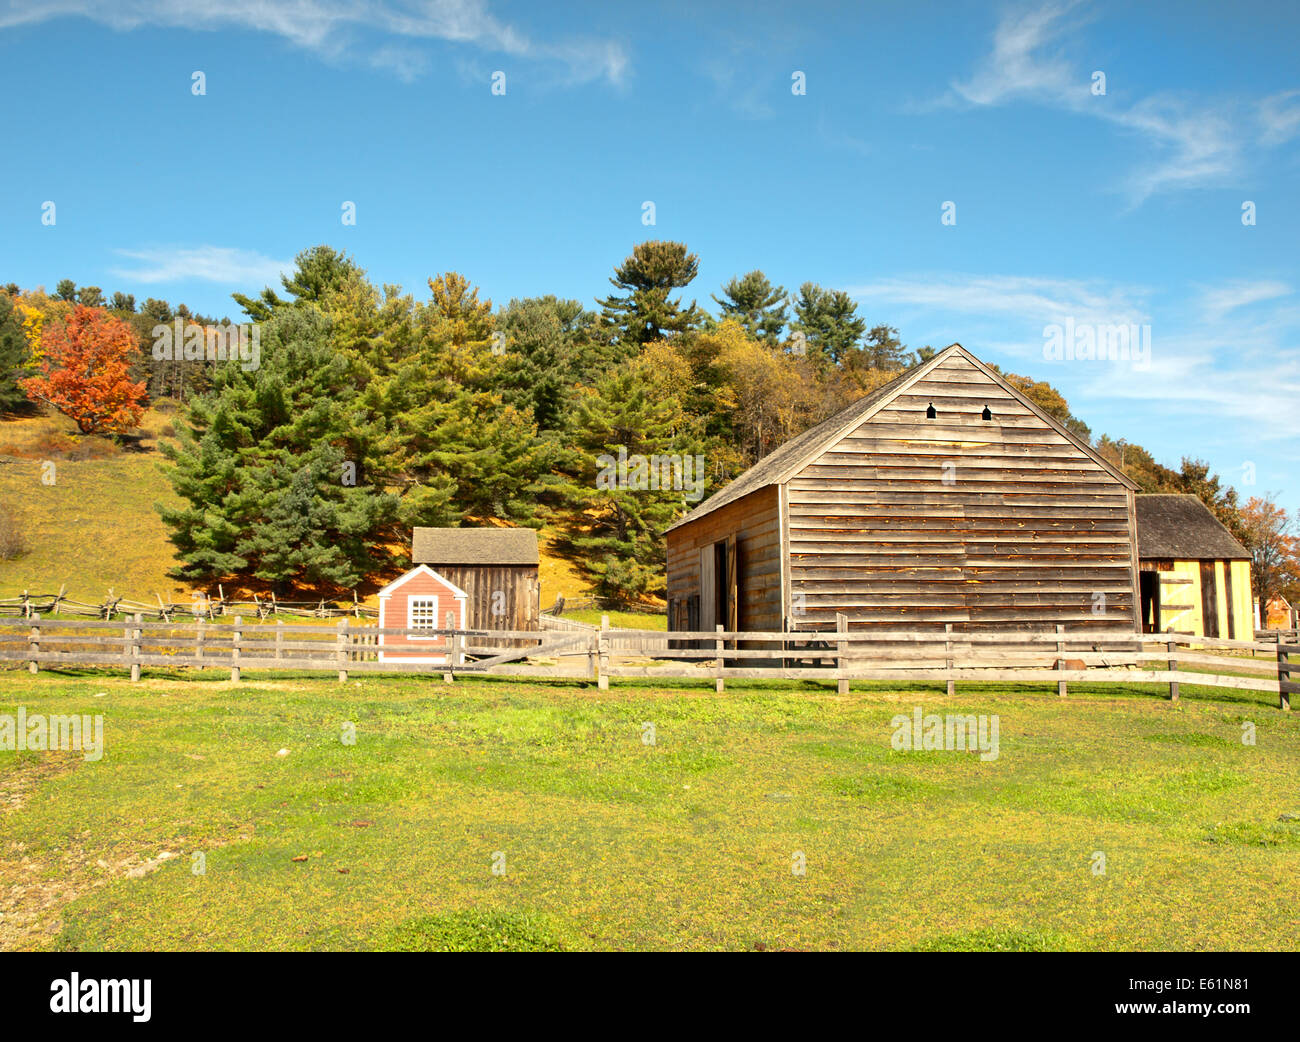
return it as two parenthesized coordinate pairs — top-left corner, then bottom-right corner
(19, 304), (147, 435)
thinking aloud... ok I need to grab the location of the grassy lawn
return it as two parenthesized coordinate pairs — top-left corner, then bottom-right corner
(1, 667), (1297, 951)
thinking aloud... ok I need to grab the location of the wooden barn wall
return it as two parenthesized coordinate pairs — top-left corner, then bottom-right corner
(666, 486), (782, 632)
(785, 352), (1139, 635)
(425, 565), (539, 631)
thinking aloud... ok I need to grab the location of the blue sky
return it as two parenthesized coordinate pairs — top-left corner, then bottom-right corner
(1, 0), (1298, 511)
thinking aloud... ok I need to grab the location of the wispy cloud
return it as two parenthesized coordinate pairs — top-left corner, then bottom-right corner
(849, 272), (1150, 332)
(110, 245), (291, 285)
(0, 0), (629, 86)
(945, 1), (1294, 205)
(850, 269), (1300, 440)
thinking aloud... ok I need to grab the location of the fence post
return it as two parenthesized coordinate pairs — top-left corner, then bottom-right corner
(131, 612), (142, 682)
(598, 615), (610, 691)
(443, 611), (457, 684)
(230, 615), (241, 683)
(1167, 634), (1179, 702)
(337, 618), (348, 683)
(715, 623), (725, 694)
(836, 612), (849, 695)
(1056, 624), (1067, 698)
(275, 619), (283, 660)
(587, 627), (598, 682)
(196, 617), (205, 665)
(945, 622), (955, 698)
(1277, 637), (1291, 712)
(27, 618), (39, 675)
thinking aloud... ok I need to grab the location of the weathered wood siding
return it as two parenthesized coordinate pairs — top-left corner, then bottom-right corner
(424, 564), (539, 632)
(666, 486), (782, 632)
(785, 352), (1138, 634)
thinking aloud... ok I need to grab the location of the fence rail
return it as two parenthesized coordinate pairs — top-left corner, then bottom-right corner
(0, 615), (1292, 709)
(0, 585), (377, 621)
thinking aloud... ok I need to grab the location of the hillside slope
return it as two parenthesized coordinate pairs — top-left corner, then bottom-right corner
(0, 411), (592, 605)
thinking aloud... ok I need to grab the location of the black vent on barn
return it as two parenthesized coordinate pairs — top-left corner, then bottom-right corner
(925, 402), (937, 419)
(981, 405), (992, 420)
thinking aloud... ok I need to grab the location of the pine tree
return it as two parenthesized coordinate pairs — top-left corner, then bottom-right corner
(791, 282), (866, 364)
(233, 245), (362, 321)
(556, 360), (708, 603)
(597, 241), (704, 350)
(713, 270), (787, 344)
(158, 307), (400, 591)
(0, 293), (34, 413)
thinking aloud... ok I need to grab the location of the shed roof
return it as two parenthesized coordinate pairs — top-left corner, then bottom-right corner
(412, 527), (539, 566)
(1135, 494), (1250, 561)
(665, 343), (1137, 533)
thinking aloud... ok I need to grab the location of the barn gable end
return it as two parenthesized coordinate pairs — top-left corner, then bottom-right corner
(784, 347), (1138, 632)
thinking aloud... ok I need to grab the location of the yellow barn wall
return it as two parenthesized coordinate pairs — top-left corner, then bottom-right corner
(1159, 559), (1253, 640)
(1228, 560), (1253, 639)
(1158, 560), (1201, 635)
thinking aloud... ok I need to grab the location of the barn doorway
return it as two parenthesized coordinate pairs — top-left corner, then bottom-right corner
(699, 537), (739, 632)
(1139, 571), (1160, 633)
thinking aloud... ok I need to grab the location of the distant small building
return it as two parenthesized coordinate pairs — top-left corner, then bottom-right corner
(376, 565), (468, 664)
(1135, 494), (1252, 639)
(410, 527), (540, 632)
(1263, 595), (1294, 631)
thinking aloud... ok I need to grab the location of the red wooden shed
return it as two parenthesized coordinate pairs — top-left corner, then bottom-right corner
(376, 564), (468, 663)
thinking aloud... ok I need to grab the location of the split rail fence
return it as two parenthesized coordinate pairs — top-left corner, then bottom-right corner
(0, 614), (1293, 709)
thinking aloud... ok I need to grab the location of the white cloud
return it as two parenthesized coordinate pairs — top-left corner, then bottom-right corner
(946, 1), (1290, 205)
(848, 272), (1150, 332)
(0, 0), (628, 86)
(110, 245), (292, 285)
(850, 269), (1300, 442)
(1259, 89), (1300, 146)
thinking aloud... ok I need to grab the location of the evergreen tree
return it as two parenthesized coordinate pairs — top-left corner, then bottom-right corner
(0, 293), (34, 412)
(791, 282), (866, 364)
(597, 241), (703, 350)
(555, 360), (708, 603)
(713, 270), (787, 344)
(233, 245), (362, 321)
(158, 307), (399, 592)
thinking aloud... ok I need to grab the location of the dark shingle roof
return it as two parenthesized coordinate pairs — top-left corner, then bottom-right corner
(1135, 494), (1250, 561)
(412, 527), (539, 566)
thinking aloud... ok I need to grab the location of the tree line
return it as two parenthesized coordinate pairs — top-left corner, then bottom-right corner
(3, 242), (1294, 611)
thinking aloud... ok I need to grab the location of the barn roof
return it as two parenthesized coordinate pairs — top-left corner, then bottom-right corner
(412, 527), (539, 566)
(1135, 494), (1251, 561)
(665, 343), (1137, 533)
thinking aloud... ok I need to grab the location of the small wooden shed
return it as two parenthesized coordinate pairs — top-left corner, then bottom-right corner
(376, 565), (468, 663)
(410, 527), (540, 631)
(1134, 494), (1252, 639)
(665, 343), (1142, 637)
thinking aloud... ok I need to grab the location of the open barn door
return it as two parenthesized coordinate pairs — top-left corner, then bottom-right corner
(699, 546), (716, 631)
(726, 535), (738, 632)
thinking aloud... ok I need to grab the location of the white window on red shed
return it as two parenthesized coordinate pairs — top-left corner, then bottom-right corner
(408, 595), (440, 636)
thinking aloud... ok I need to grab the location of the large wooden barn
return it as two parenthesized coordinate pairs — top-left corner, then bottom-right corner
(665, 343), (1142, 636)
(1134, 494), (1252, 639)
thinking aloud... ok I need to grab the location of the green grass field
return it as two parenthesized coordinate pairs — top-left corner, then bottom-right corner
(1, 668), (1297, 951)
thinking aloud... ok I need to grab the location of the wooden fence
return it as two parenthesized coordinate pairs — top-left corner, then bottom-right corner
(0, 586), (377, 621)
(0, 614), (1293, 709)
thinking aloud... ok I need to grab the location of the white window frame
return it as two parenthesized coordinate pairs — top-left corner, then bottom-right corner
(407, 595), (441, 640)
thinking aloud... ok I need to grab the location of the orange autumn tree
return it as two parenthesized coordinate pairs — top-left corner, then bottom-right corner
(20, 304), (147, 434)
